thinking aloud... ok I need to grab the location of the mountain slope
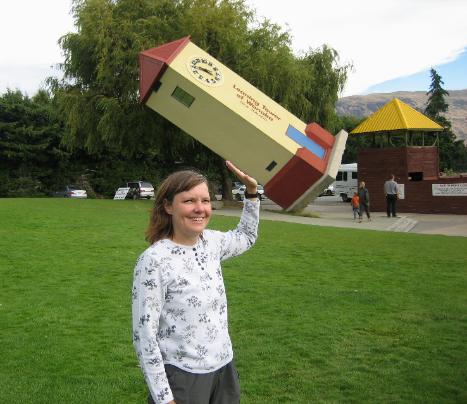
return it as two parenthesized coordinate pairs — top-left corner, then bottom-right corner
(336, 89), (467, 142)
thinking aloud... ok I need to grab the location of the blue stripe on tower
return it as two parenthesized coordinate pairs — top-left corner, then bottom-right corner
(286, 125), (325, 159)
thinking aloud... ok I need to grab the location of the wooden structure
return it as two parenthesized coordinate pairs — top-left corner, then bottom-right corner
(139, 37), (347, 211)
(352, 99), (467, 214)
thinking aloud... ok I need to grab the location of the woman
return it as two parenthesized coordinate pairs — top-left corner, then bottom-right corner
(132, 161), (260, 404)
(358, 180), (371, 223)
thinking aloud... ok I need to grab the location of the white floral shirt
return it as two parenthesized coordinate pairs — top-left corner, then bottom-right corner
(132, 200), (260, 404)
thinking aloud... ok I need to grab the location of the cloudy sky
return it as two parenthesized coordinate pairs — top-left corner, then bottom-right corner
(1, 0), (466, 97)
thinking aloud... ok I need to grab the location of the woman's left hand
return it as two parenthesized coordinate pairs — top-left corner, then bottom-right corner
(225, 160), (258, 194)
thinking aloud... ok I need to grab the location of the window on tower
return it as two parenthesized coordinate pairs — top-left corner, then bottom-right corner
(171, 86), (195, 108)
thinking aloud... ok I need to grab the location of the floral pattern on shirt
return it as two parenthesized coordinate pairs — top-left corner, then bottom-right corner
(132, 199), (259, 404)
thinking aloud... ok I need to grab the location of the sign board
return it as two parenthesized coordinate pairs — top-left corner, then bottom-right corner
(398, 184), (405, 200)
(114, 187), (130, 200)
(432, 183), (467, 196)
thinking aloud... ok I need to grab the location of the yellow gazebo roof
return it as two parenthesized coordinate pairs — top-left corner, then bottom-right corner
(351, 98), (443, 134)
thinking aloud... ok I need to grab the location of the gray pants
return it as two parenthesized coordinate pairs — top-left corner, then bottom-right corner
(148, 361), (240, 404)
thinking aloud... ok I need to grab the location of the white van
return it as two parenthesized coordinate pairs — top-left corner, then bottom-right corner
(334, 163), (358, 202)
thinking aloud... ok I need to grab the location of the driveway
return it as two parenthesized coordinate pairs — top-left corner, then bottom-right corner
(214, 196), (467, 237)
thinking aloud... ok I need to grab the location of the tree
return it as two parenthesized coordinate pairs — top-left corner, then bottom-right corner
(425, 68), (467, 172)
(295, 46), (349, 132)
(425, 68), (449, 125)
(54, 0), (350, 197)
(0, 90), (67, 196)
(337, 115), (368, 163)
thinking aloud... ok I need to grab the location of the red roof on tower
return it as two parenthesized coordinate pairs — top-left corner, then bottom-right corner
(139, 36), (191, 103)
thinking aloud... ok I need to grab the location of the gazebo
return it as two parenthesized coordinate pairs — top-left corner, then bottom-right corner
(351, 98), (443, 146)
(349, 98), (467, 214)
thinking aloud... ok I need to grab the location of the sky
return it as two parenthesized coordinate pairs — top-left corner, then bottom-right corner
(1, 0), (466, 97)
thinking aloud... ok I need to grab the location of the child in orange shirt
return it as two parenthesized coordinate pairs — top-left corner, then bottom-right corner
(351, 192), (360, 220)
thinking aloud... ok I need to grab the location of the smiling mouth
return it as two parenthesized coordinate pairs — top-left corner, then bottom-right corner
(190, 217), (205, 222)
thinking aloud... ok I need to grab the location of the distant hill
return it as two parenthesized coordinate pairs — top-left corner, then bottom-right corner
(336, 89), (467, 142)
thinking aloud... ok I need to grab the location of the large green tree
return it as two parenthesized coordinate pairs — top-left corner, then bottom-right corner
(0, 90), (68, 196)
(425, 68), (467, 172)
(54, 0), (349, 196)
(425, 68), (449, 123)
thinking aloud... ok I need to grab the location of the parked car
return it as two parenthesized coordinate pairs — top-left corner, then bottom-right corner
(319, 183), (335, 196)
(126, 181), (155, 199)
(257, 185), (267, 200)
(231, 183), (244, 200)
(54, 185), (87, 199)
(232, 184), (266, 200)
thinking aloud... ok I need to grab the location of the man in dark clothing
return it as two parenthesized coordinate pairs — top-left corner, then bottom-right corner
(384, 174), (399, 217)
(358, 181), (371, 222)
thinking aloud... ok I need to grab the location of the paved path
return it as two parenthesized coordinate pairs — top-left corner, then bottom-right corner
(213, 196), (467, 237)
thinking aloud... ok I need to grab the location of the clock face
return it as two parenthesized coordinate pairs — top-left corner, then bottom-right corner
(187, 56), (223, 86)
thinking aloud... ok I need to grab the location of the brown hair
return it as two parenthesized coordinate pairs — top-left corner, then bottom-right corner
(145, 170), (208, 244)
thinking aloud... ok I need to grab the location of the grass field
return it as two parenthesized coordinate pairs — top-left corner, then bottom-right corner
(0, 198), (466, 403)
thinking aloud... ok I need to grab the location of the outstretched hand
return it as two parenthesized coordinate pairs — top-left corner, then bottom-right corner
(225, 160), (258, 194)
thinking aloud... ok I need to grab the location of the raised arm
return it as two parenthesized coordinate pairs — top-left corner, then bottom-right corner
(226, 160), (258, 198)
(217, 161), (260, 261)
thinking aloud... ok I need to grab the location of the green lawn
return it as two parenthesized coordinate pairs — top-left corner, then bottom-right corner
(1, 198), (466, 403)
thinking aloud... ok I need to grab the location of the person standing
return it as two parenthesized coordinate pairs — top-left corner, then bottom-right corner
(358, 181), (371, 223)
(351, 192), (360, 220)
(384, 174), (399, 218)
(132, 160), (260, 404)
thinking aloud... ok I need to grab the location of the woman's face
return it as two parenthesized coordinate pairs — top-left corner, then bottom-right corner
(164, 182), (212, 245)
